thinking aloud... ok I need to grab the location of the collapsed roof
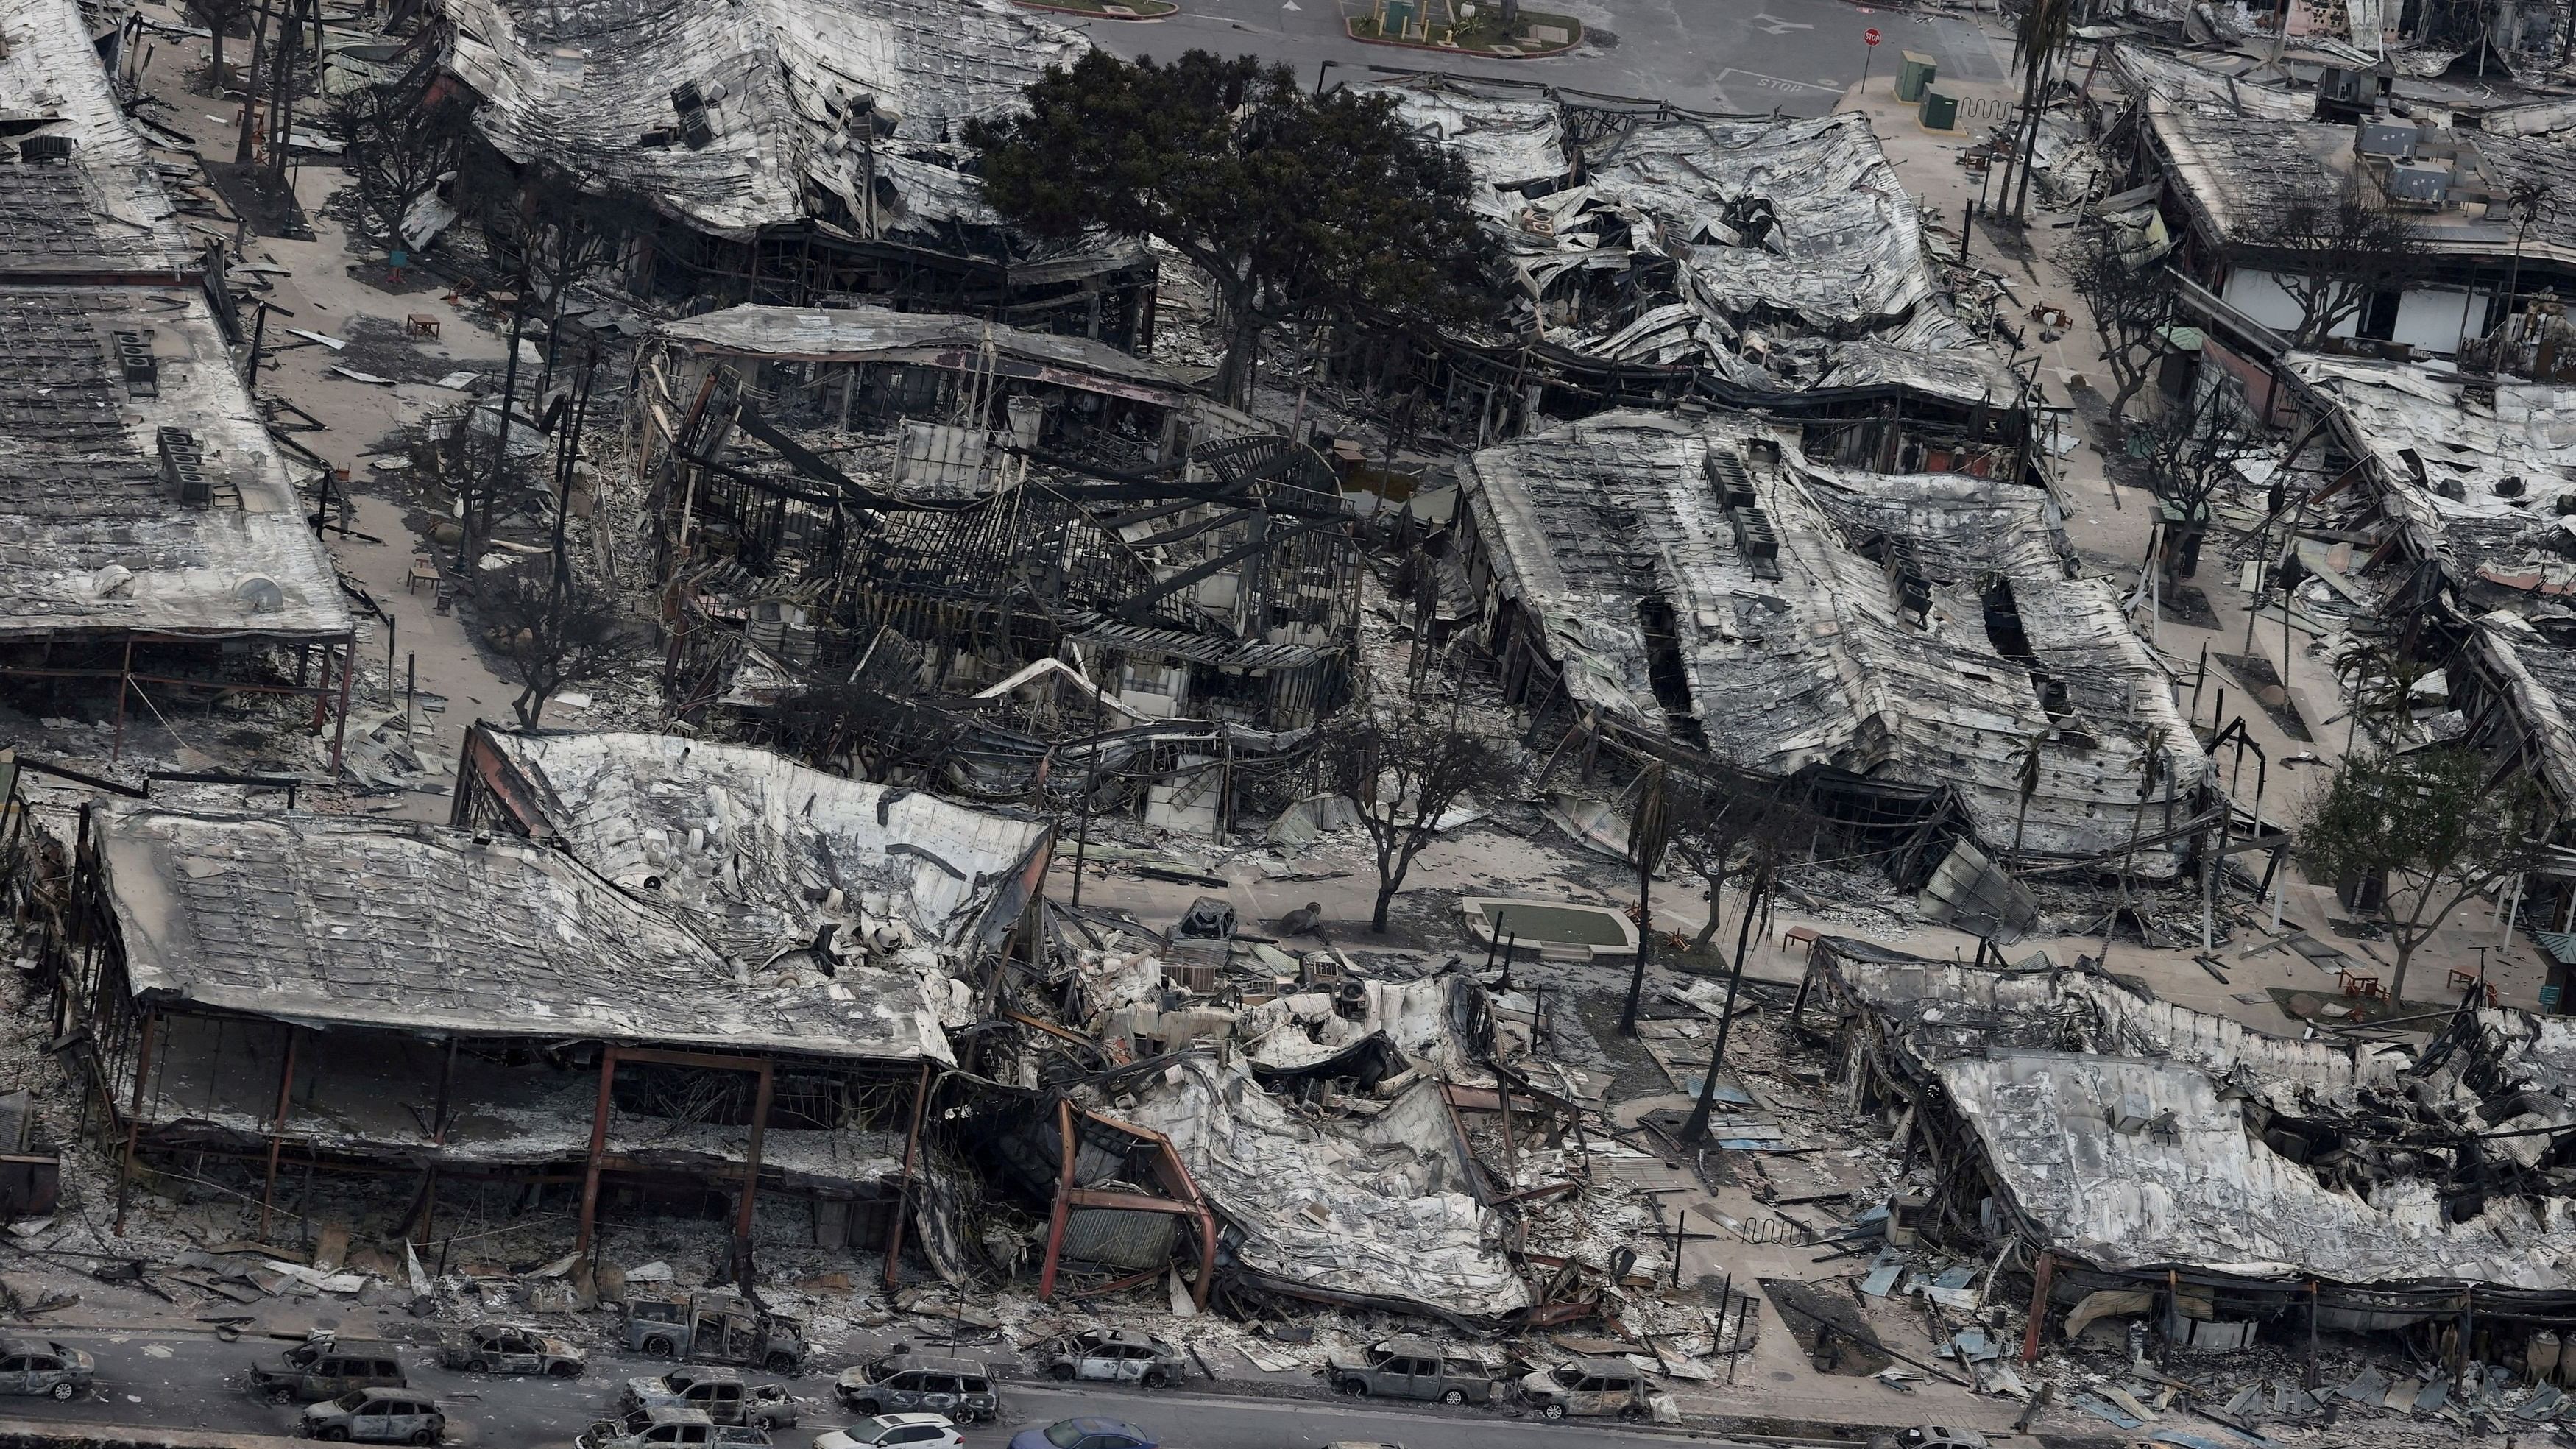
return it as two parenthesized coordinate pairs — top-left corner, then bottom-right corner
(0, 0), (193, 277)
(659, 304), (1200, 408)
(1816, 940), (2576, 1293)
(1119, 1054), (1535, 1322)
(436, 0), (1084, 241)
(1457, 409), (2207, 871)
(95, 805), (952, 1064)
(1369, 77), (2015, 408)
(464, 727), (1052, 970)
(2283, 352), (2576, 815)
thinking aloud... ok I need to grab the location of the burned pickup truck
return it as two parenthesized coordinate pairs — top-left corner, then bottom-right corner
(1323, 1337), (1498, 1405)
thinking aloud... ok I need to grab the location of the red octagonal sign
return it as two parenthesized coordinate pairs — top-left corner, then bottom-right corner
(1864, 26), (1881, 43)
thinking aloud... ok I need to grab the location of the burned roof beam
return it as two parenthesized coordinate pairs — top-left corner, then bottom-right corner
(1109, 516), (1351, 623)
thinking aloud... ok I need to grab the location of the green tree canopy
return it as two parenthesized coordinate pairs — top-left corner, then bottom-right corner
(967, 51), (1498, 404)
(2299, 745), (2548, 1004)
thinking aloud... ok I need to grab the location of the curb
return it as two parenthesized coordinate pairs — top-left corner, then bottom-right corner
(1008, 1378), (2129, 1448)
(1013, 0), (1176, 15)
(1339, 18), (1580, 56)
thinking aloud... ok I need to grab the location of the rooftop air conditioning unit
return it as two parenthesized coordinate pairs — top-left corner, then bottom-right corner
(2357, 119), (2418, 158)
(2384, 160), (2451, 205)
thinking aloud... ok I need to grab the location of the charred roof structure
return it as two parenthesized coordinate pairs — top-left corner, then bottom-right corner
(431, 0), (1154, 334)
(1807, 935), (2576, 1377)
(43, 731), (1069, 1279)
(1456, 409), (2209, 877)
(453, 723), (1052, 975)
(1339, 75), (2025, 454)
(0, 0), (358, 766)
(634, 308), (1361, 835)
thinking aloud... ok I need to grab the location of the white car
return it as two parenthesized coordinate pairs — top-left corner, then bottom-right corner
(813, 1412), (964, 1449)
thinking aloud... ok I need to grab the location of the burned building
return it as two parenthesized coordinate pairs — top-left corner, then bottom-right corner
(49, 731), (1054, 1278)
(1806, 936), (2576, 1389)
(431, 0), (1155, 333)
(1348, 76), (2025, 454)
(1456, 408), (2211, 875)
(633, 306), (1361, 832)
(0, 0), (358, 765)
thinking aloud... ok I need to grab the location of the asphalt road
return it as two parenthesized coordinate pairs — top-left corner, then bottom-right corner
(1080, 0), (2016, 118)
(2, 1328), (1793, 1448)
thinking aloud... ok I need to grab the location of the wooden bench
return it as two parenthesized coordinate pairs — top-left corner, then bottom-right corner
(406, 313), (441, 340)
(1780, 924), (1821, 954)
(406, 555), (440, 595)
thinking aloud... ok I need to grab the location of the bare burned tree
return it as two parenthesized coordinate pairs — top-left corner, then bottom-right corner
(188, 0), (254, 97)
(478, 566), (634, 729)
(1677, 779), (1817, 1143)
(1317, 694), (1510, 934)
(2063, 216), (2173, 428)
(2135, 375), (2261, 581)
(332, 85), (475, 245)
(2243, 188), (2429, 348)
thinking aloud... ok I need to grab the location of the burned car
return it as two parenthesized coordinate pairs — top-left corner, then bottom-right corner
(578, 1405), (774, 1449)
(439, 1322), (584, 1377)
(251, 1338), (407, 1403)
(1515, 1356), (1649, 1420)
(1038, 1328), (1185, 1387)
(835, 1352), (999, 1421)
(1323, 1338), (1494, 1404)
(298, 1388), (444, 1444)
(626, 1289), (807, 1373)
(620, 1366), (799, 1431)
(0, 1338), (93, 1401)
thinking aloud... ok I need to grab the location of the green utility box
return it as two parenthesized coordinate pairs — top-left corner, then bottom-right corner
(1895, 51), (1939, 102)
(1918, 89), (1959, 131)
(1381, 0), (1416, 35)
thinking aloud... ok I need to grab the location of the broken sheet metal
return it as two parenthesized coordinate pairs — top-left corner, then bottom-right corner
(1457, 409), (2209, 871)
(1814, 938), (2401, 1106)
(436, 0), (1083, 240)
(94, 805), (953, 1064)
(1362, 74), (1571, 195)
(1939, 1049), (2576, 1287)
(467, 729), (1050, 971)
(1118, 1055), (1536, 1322)
(1376, 77), (2014, 407)
(2285, 352), (2576, 817)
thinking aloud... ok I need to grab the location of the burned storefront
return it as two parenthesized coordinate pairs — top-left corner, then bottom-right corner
(1805, 935), (2576, 1404)
(428, 0), (1155, 330)
(43, 728), (1058, 1280)
(632, 308), (1363, 833)
(1340, 75), (2027, 456)
(0, 0), (359, 765)
(1456, 408), (2212, 879)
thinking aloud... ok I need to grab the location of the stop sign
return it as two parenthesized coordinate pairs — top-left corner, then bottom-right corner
(1864, 26), (1881, 43)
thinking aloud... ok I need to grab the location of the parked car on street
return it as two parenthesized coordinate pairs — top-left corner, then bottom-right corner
(439, 1322), (585, 1376)
(576, 1404), (773, 1449)
(1869, 1429), (1991, 1449)
(1006, 1417), (1154, 1449)
(625, 1289), (807, 1372)
(1323, 1337), (1494, 1404)
(1038, 1329), (1185, 1386)
(298, 1388), (444, 1444)
(1515, 1356), (1649, 1420)
(813, 1411), (965, 1449)
(252, 1338), (407, 1403)
(835, 1352), (999, 1422)
(0, 1337), (93, 1400)
(620, 1366), (798, 1430)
